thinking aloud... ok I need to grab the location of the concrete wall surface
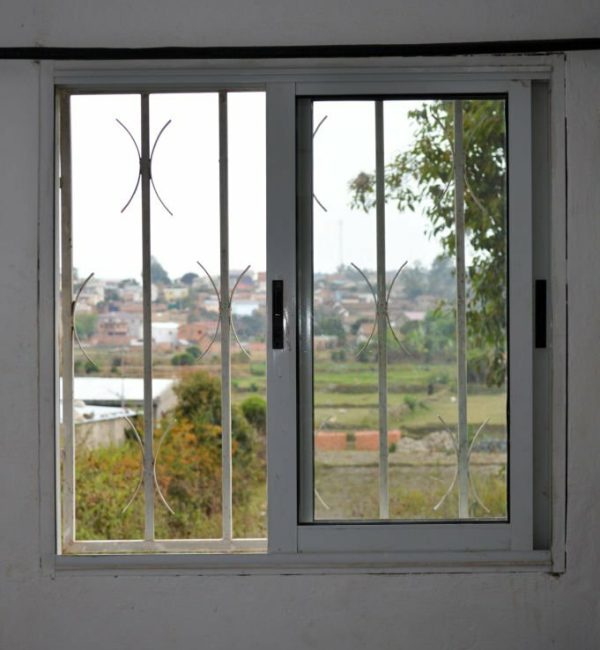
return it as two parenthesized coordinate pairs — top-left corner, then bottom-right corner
(0, 47), (599, 649)
(0, 0), (599, 48)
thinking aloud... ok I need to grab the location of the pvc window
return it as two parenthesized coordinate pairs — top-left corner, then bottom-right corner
(52, 65), (560, 567)
(296, 83), (534, 553)
(58, 89), (268, 554)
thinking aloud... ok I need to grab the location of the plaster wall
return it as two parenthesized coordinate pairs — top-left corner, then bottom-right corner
(0, 0), (599, 48)
(0, 47), (599, 650)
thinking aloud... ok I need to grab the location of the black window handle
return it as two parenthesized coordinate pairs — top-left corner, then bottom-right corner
(272, 280), (284, 350)
(535, 279), (547, 349)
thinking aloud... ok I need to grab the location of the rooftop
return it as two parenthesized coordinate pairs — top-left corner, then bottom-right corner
(61, 377), (175, 404)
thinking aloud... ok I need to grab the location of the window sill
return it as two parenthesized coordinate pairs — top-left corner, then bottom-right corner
(51, 549), (554, 576)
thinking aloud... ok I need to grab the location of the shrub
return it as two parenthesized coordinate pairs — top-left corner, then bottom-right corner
(331, 349), (347, 362)
(250, 364), (266, 376)
(74, 312), (98, 340)
(171, 351), (195, 366)
(187, 345), (201, 359)
(241, 396), (266, 436)
(76, 370), (266, 540)
(403, 395), (418, 412)
(84, 359), (98, 374)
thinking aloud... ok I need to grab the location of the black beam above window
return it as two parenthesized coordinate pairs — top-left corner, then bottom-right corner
(1, 38), (600, 61)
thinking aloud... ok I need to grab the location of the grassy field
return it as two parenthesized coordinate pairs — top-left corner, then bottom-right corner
(313, 356), (506, 438)
(314, 458), (507, 521)
(315, 391), (506, 436)
(75, 345), (507, 443)
(310, 356), (507, 520)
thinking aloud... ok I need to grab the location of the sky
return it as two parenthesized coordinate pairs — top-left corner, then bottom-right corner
(69, 93), (444, 281)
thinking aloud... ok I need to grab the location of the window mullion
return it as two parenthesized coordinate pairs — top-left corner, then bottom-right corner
(59, 92), (75, 547)
(219, 91), (233, 543)
(140, 92), (155, 542)
(375, 100), (389, 519)
(297, 97), (314, 523)
(266, 82), (298, 553)
(507, 81), (534, 550)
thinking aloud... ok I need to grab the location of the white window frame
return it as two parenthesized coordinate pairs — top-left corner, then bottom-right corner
(36, 56), (567, 574)
(57, 88), (268, 555)
(295, 81), (531, 554)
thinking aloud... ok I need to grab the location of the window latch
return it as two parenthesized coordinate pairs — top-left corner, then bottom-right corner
(272, 280), (284, 350)
(535, 279), (547, 349)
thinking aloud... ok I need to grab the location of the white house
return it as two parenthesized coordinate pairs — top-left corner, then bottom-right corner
(69, 376), (176, 419)
(72, 400), (136, 448)
(151, 321), (180, 346)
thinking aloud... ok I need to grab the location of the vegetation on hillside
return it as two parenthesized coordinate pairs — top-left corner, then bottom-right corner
(75, 370), (266, 540)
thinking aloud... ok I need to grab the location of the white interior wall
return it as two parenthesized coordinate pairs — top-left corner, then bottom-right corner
(1, 0), (600, 48)
(0, 2), (599, 647)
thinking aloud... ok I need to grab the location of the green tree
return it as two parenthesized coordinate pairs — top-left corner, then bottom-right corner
(350, 317), (370, 335)
(74, 312), (98, 339)
(173, 370), (221, 425)
(187, 345), (202, 359)
(427, 256), (456, 302)
(172, 370), (260, 477)
(150, 256), (171, 286)
(180, 271), (199, 286)
(401, 262), (429, 300)
(241, 396), (266, 436)
(104, 288), (121, 302)
(233, 311), (264, 340)
(118, 278), (139, 287)
(422, 307), (456, 362)
(350, 99), (506, 386)
(314, 313), (347, 344)
(171, 351), (195, 366)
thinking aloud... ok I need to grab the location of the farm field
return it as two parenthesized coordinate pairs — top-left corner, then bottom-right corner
(314, 448), (506, 521)
(312, 358), (506, 437)
(310, 355), (508, 521)
(73, 346), (508, 527)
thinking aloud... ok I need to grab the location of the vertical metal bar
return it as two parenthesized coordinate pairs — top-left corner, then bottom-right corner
(59, 92), (75, 546)
(140, 93), (155, 541)
(375, 100), (389, 519)
(219, 92), (233, 543)
(454, 99), (469, 519)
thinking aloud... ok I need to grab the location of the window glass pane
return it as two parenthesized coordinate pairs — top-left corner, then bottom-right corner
(312, 100), (378, 520)
(310, 97), (508, 522)
(68, 94), (145, 541)
(463, 99), (508, 520)
(228, 92), (267, 539)
(62, 91), (267, 551)
(149, 92), (223, 540)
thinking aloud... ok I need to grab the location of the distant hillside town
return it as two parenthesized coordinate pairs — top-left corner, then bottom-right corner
(71, 255), (456, 359)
